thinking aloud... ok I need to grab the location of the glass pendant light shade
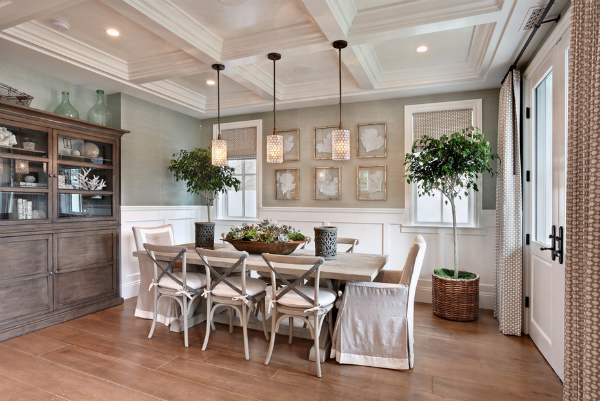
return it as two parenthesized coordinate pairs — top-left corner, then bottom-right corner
(332, 127), (350, 160)
(266, 52), (283, 163)
(266, 133), (283, 163)
(15, 160), (29, 174)
(211, 63), (227, 166)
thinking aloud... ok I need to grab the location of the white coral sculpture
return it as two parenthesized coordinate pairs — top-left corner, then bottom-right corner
(279, 172), (296, 197)
(283, 135), (295, 153)
(368, 170), (384, 193)
(0, 127), (17, 147)
(71, 167), (107, 191)
(316, 132), (332, 154)
(318, 176), (339, 197)
(360, 128), (384, 153)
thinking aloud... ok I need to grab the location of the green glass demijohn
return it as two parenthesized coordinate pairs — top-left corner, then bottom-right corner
(53, 91), (79, 119)
(87, 89), (112, 126)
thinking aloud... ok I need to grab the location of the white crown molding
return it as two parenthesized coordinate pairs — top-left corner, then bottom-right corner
(325, 0), (357, 37)
(467, 23), (496, 76)
(205, 91), (266, 111)
(141, 80), (206, 111)
(351, 43), (383, 88)
(301, 0), (356, 40)
(128, 50), (209, 84)
(0, 1), (13, 7)
(231, 64), (284, 100)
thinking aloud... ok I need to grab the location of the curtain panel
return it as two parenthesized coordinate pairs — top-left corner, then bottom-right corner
(564, 1), (600, 399)
(494, 69), (523, 336)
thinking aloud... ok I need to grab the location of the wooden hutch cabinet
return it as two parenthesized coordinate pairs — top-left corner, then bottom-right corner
(0, 100), (128, 341)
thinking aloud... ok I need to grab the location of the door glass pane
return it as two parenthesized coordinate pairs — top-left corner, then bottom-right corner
(0, 158), (48, 188)
(535, 71), (553, 245)
(0, 192), (48, 220)
(58, 194), (112, 218)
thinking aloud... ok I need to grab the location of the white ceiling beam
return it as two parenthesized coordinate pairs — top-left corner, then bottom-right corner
(128, 51), (210, 84)
(0, 0), (87, 30)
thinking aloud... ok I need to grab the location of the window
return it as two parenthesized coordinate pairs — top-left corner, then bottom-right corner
(404, 99), (482, 227)
(214, 120), (262, 219)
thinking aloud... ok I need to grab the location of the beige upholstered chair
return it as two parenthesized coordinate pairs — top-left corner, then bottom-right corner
(132, 225), (178, 325)
(144, 244), (207, 347)
(196, 248), (269, 360)
(262, 253), (337, 378)
(331, 235), (426, 369)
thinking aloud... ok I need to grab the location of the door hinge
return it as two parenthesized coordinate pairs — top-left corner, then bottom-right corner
(526, 171), (531, 182)
(526, 234), (530, 245)
(525, 297), (530, 308)
(526, 107), (531, 119)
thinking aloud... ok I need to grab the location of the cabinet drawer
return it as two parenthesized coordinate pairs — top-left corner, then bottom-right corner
(0, 275), (52, 325)
(0, 235), (51, 280)
(56, 264), (115, 308)
(56, 229), (116, 271)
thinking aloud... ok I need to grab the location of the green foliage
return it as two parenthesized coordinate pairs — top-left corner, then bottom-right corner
(168, 148), (241, 205)
(434, 269), (477, 280)
(226, 219), (305, 243)
(23, 137), (36, 143)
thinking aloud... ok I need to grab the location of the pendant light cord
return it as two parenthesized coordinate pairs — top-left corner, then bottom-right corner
(273, 56), (276, 133)
(217, 67), (221, 140)
(338, 45), (342, 130)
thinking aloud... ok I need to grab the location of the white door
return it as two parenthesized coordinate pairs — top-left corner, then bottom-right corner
(524, 24), (569, 380)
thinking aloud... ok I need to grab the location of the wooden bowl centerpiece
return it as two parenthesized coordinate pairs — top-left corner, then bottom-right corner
(222, 219), (309, 255)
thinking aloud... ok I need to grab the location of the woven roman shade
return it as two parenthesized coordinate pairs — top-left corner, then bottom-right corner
(412, 109), (473, 141)
(220, 127), (257, 160)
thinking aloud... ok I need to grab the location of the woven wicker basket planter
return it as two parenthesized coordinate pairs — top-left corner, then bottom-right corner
(432, 272), (479, 322)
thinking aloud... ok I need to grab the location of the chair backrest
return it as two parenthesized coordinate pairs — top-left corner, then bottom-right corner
(400, 236), (427, 318)
(196, 248), (249, 297)
(337, 238), (359, 253)
(261, 253), (325, 309)
(133, 225), (175, 251)
(143, 243), (190, 292)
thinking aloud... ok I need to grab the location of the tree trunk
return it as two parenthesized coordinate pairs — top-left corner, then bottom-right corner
(450, 195), (459, 278)
(206, 204), (211, 223)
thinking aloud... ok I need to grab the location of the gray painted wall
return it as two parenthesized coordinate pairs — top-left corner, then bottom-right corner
(200, 88), (500, 210)
(0, 59), (203, 207)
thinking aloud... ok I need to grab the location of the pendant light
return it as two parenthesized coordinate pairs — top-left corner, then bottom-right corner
(266, 52), (283, 163)
(331, 40), (350, 161)
(211, 63), (227, 166)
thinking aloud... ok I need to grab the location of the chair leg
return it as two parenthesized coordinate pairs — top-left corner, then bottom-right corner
(242, 304), (249, 360)
(260, 300), (269, 341)
(289, 317), (294, 344)
(202, 295), (212, 351)
(313, 313), (322, 378)
(264, 309), (277, 366)
(228, 306), (234, 333)
(183, 297), (189, 348)
(148, 293), (159, 339)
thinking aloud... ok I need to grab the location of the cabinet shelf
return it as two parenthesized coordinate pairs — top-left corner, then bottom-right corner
(57, 159), (114, 169)
(0, 145), (46, 154)
(57, 189), (114, 195)
(58, 154), (111, 162)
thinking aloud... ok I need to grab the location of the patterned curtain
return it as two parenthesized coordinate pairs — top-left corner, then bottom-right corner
(494, 69), (522, 336)
(564, 1), (600, 398)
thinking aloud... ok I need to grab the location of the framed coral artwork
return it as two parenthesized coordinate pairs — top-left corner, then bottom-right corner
(275, 168), (299, 200)
(276, 129), (299, 161)
(357, 122), (386, 158)
(313, 125), (338, 159)
(357, 165), (387, 200)
(314, 166), (341, 200)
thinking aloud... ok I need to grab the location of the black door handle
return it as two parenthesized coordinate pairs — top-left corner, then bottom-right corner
(539, 225), (563, 264)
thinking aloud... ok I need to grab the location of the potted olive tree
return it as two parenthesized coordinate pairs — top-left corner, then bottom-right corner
(405, 127), (497, 321)
(168, 148), (240, 249)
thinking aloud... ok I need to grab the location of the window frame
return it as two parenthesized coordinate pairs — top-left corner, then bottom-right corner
(213, 119), (262, 221)
(404, 99), (483, 228)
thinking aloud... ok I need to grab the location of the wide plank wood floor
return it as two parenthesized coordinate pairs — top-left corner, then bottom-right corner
(0, 299), (563, 400)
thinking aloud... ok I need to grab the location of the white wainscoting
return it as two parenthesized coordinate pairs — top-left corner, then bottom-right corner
(120, 206), (202, 299)
(120, 206), (496, 309)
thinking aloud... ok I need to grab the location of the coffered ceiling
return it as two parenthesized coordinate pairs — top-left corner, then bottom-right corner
(0, 0), (566, 118)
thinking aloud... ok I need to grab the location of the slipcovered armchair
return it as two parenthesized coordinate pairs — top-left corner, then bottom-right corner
(331, 235), (426, 369)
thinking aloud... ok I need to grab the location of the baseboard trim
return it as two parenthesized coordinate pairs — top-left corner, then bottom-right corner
(415, 286), (495, 310)
(121, 280), (141, 300)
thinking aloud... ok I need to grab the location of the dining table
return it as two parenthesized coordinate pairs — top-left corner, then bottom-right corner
(133, 243), (389, 361)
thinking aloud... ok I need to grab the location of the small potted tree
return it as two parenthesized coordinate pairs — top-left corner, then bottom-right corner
(168, 148), (240, 249)
(404, 127), (498, 321)
(22, 137), (36, 150)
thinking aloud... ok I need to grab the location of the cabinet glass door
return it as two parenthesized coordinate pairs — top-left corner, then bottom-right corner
(0, 122), (49, 158)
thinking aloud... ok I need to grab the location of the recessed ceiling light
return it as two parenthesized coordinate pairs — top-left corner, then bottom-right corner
(417, 45), (428, 53)
(206, 79), (216, 85)
(106, 29), (120, 37)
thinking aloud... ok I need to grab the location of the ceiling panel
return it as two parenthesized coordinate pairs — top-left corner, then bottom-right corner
(170, 72), (250, 96)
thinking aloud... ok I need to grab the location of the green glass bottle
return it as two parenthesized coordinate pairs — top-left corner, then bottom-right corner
(53, 91), (79, 119)
(87, 89), (112, 126)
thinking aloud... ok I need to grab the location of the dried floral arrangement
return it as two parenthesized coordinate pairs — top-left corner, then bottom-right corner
(71, 167), (106, 191)
(225, 219), (305, 243)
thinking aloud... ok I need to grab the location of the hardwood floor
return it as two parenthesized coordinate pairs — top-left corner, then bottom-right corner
(0, 299), (562, 400)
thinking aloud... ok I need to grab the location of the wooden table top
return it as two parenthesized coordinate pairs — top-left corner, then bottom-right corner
(133, 243), (389, 282)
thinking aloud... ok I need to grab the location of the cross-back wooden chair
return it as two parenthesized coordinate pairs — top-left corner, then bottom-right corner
(262, 253), (337, 378)
(337, 238), (359, 253)
(196, 248), (269, 360)
(144, 244), (207, 347)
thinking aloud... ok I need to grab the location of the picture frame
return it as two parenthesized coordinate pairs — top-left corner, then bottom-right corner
(314, 166), (341, 200)
(276, 129), (300, 162)
(275, 168), (299, 200)
(63, 137), (72, 149)
(313, 125), (338, 159)
(357, 165), (387, 200)
(357, 122), (386, 158)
